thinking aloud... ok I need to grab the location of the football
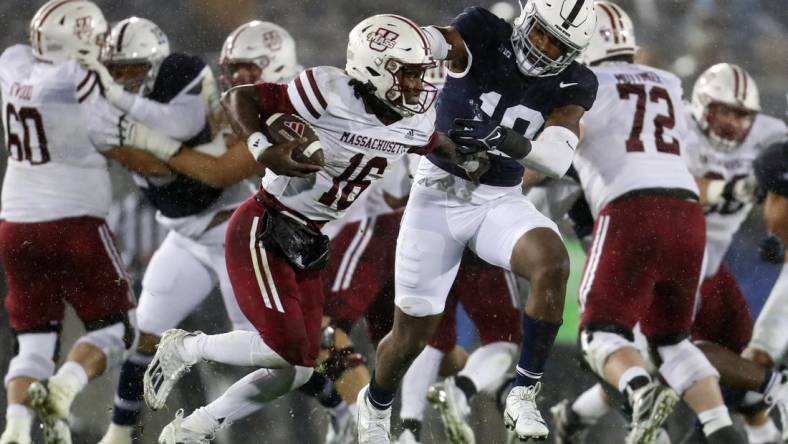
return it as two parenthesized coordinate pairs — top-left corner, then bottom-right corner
(264, 113), (325, 166)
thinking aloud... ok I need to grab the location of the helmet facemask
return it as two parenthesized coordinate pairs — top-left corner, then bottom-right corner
(512, 13), (582, 77)
(699, 101), (756, 152)
(377, 58), (438, 117)
(102, 58), (152, 93)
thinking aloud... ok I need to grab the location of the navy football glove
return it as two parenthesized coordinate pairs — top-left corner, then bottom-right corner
(448, 117), (507, 155)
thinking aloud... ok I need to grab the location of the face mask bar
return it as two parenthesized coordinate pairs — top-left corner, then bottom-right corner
(701, 101), (756, 153)
(511, 15), (582, 77)
(382, 59), (438, 116)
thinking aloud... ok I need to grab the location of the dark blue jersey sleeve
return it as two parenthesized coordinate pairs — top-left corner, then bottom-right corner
(148, 53), (206, 104)
(553, 61), (598, 111)
(451, 7), (511, 65)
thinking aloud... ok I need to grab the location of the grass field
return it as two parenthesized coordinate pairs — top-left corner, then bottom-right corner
(557, 238), (586, 343)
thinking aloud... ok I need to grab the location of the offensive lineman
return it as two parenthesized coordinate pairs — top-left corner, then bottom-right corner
(570, 2), (745, 442)
(0, 1), (140, 442)
(358, 1), (599, 442)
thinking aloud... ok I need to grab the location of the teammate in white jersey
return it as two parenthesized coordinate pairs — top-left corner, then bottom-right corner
(93, 18), (283, 444)
(137, 14), (446, 443)
(571, 2), (743, 443)
(0, 2), (151, 443)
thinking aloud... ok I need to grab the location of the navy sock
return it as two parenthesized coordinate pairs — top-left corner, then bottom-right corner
(298, 372), (343, 408)
(111, 352), (152, 426)
(367, 371), (395, 411)
(514, 314), (561, 387)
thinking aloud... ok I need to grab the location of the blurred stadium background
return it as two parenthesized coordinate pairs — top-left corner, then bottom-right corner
(0, 0), (785, 442)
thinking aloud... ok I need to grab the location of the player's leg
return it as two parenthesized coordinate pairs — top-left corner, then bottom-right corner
(150, 196), (326, 439)
(359, 182), (466, 443)
(24, 218), (136, 441)
(692, 266), (785, 443)
(0, 220), (65, 444)
(102, 231), (218, 443)
(643, 199), (743, 443)
(744, 259), (788, 368)
(470, 193), (566, 440)
(577, 200), (679, 444)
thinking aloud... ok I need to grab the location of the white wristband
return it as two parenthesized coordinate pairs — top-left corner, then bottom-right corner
(247, 132), (272, 161)
(421, 26), (451, 60)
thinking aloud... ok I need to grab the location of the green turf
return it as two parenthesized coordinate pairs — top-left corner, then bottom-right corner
(557, 238), (587, 343)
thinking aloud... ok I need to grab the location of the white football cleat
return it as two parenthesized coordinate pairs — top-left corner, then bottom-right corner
(158, 409), (211, 444)
(28, 378), (77, 444)
(144, 329), (200, 410)
(97, 423), (133, 444)
(325, 402), (357, 444)
(356, 385), (391, 444)
(427, 377), (475, 444)
(625, 383), (679, 444)
(504, 383), (549, 441)
(0, 414), (32, 444)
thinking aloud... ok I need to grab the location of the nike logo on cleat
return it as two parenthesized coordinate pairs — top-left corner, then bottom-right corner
(559, 82), (578, 88)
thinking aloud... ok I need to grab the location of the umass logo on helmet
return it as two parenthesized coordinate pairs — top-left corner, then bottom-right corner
(366, 27), (399, 52)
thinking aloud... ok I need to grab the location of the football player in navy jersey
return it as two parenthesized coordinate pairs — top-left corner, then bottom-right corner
(357, 1), (599, 442)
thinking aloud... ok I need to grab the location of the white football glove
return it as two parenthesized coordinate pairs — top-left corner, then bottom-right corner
(77, 57), (125, 106)
(730, 175), (759, 203)
(119, 117), (182, 161)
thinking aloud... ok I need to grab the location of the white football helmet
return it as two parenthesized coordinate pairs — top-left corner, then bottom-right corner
(102, 17), (171, 93)
(580, 1), (637, 65)
(512, 0), (597, 76)
(346, 14), (437, 116)
(220, 21), (298, 86)
(691, 63), (761, 152)
(30, 0), (108, 64)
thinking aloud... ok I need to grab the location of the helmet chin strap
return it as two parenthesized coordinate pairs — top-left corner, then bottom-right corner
(348, 79), (403, 122)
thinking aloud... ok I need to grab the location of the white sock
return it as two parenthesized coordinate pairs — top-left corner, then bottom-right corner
(400, 346), (443, 421)
(183, 366), (298, 434)
(182, 331), (288, 368)
(571, 383), (611, 424)
(55, 361), (89, 392)
(744, 418), (780, 444)
(697, 405), (733, 437)
(3, 404), (32, 436)
(459, 341), (517, 394)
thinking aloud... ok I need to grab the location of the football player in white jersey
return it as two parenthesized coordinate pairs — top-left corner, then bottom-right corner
(135, 14), (445, 443)
(0, 1), (156, 443)
(105, 20), (358, 442)
(570, 2), (744, 443)
(93, 18), (273, 444)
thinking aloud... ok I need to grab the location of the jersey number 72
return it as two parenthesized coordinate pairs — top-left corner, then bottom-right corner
(617, 84), (680, 155)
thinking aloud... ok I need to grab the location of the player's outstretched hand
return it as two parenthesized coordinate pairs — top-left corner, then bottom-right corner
(76, 56), (125, 105)
(448, 116), (507, 155)
(259, 139), (322, 177)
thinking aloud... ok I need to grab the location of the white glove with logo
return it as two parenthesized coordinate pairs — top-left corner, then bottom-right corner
(119, 117), (182, 161)
(77, 56), (125, 106)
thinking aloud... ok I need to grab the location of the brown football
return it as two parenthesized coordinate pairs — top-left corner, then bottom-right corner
(264, 113), (325, 166)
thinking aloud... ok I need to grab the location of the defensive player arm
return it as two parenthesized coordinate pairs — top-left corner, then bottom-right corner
(122, 94), (206, 141)
(422, 26), (469, 73)
(164, 138), (265, 188)
(102, 146), (172, 177)
(519, 105), (583, 178)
